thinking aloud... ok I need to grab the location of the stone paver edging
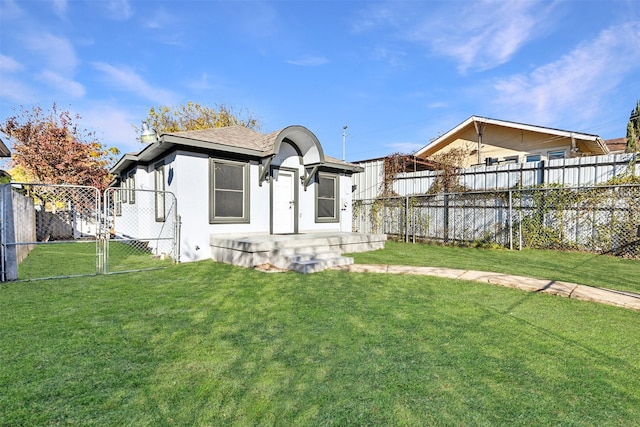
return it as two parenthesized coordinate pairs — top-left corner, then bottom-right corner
(333, 264), (640, 311)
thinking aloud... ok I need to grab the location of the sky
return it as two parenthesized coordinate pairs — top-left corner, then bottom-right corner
(1, 0), (639, 164)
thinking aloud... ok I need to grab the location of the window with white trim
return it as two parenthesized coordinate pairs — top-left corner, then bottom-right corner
(316, 173), (339, 223)
(209, 159), (250, 223)
(121, 176), (128, 203)
(128, 172), (136, 204)
(548, 150), (566, 160)
(155, 163), (165, 222)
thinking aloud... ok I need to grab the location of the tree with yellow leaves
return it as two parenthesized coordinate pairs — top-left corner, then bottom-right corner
(141, 101), (261, 137)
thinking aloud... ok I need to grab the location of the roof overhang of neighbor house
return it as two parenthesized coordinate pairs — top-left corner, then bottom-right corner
(413, 116), (609, 158)
(0, 135), (11, 158)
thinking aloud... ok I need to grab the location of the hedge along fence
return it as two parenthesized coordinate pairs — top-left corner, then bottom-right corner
(352, 184), (640, 258)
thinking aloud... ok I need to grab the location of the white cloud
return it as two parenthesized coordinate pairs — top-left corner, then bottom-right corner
(491, 21), (640, 127)
(103, 0), (132, 21)
(287, 56), (330, 67)
(51, 0), (67, 18)
(143, 6), (175, 29)
(372, 46), (406, 67)
(386, 141), (424, 154)
(92, 62), (178, 105)
(38, 70), (85, 98)
(185, 72), (213, 91)
(0, 0), (25, 20)
(0, 54), (23, 72)
(82, 104), (140, 153)
(0, 75), (36, 103)
(414, 1), (552, 73)
(352, 3), (400, 33)
(354, 1), (553, 73)
(24, 32), (77, 75)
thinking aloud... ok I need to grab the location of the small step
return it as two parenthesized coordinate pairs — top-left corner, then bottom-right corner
(290, 256), (354, 274)
(270, 249), (342, 270)
(285, 249), (343, 263)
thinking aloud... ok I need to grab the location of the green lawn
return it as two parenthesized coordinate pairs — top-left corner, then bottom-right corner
(350, 241), (640, 294)
(17, 241), (173, 280)
(2, 260), (639, 426)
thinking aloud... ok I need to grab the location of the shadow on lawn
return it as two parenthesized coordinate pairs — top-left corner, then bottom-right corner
(108, 266), (640, 425)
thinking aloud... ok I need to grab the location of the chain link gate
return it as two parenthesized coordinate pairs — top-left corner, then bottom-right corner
(103, 188), (179, 274)
(0, 183), (179, 281)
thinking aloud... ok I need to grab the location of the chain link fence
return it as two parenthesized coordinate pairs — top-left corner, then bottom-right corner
(1, 183), (101, 280)
(103, 188), (179, 273)
(1, 184), (179, 281)
(353, 184), (640, 258)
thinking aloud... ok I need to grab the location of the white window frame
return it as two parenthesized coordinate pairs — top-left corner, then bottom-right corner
(128, 172), (136, 204)
(548, 150), (566, 160)
(155, 163), (165, 222)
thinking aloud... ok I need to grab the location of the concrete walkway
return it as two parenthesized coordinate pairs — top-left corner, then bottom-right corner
(333, 264), (640, 312)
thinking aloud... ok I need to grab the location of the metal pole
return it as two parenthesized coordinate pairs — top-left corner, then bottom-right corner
(508, 190), (513, 250)
(342, 125), (348, 161)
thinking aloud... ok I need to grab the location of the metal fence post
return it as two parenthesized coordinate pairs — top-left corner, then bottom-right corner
(508, 190), (513, 250)
(443, 193), (449, 243)
(405, 196), (409, 243)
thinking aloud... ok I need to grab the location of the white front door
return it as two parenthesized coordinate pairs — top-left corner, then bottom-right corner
(272, 170), (296, 234)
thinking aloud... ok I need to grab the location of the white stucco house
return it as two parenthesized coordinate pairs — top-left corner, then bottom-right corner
(109, 124), (385, 272)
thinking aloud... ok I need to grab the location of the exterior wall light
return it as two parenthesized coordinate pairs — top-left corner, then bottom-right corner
(141, 121), (159, 144)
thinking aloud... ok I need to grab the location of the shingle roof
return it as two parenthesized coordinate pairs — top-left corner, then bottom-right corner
(604, 137), (627, 153)
(110, 125), (363, 174)
(163, 126), (268, 153)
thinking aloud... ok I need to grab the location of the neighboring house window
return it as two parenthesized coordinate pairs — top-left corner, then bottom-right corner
(316, 173), (339, 223)
(155, 163), (165, 222)
(548, 150), (566, 160)
(503, 156), (519, 164)
(526, 154), (542, 162)
(209, 159), (250, 223)
(128, 172), (136, 204)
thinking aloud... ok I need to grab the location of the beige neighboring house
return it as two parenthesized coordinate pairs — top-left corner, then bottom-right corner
(414, 116), (609, 168)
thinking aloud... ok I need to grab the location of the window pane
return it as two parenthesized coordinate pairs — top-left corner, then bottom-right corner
(121, 179), (128, 203)
(215, 164), (244, 190)
(318, 199), (335, 218)
(214, 190), (243, 217)
(129, 174), (135, 203)
(210, 160), (249, 223)
(526, 154), (541, 162)
(155, 166), (165, 221)
(318, 176), (335, 198)
(548, 150), (565, 160)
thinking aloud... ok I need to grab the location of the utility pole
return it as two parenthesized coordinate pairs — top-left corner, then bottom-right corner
(342, 125), (348, 161)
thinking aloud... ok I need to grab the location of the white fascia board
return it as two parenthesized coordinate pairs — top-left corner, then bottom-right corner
(414, 115), (602, 157)
(474, 116), (600, 141)
(414, 116), (476, 156)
